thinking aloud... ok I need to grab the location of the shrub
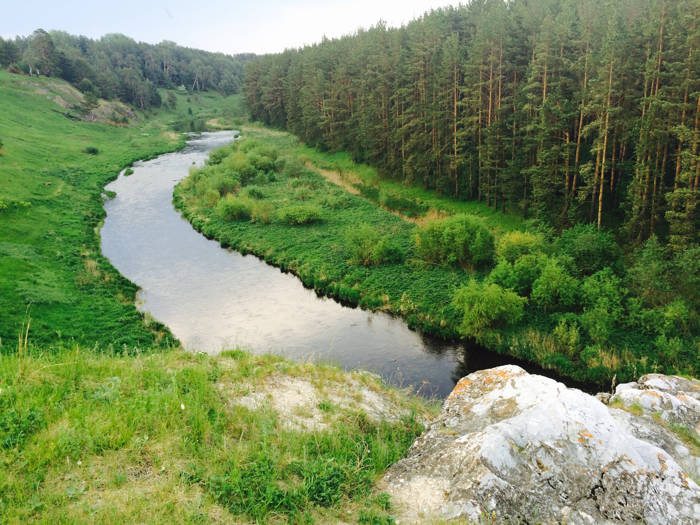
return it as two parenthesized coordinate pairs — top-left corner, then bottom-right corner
(554, 224), (622, 277)
(282, 158), (305, 178)
(345, 223), (405, 266)
(124, 167), (134, 176)
(627, 236), (672, 307)
(488, 253), (546, 296)
(496, 231), (545, 263)
(671, 246), (700, 311)
(579, 268), (625, 345)
(379, 191), (427, 217)
(216, 195), (252, 221)
(356, 183), (380, 201)
(83, 146), (99, 155)
(531, 257), (580, 312)
(209, 171), (240, 196)
(452, 279), (526, 339)
(251, 201), (274, 224)
(243, 186), (266, 200)
(203, 188), (220, 207)
(415, 214), (495, 268)
(275, 204), (323, 225)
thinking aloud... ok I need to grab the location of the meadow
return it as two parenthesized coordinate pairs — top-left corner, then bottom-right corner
(0, 70), (242, 350)
(0, 346), (431, 523)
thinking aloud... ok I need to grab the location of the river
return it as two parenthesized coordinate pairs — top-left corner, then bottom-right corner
(101, 131), (573, 398)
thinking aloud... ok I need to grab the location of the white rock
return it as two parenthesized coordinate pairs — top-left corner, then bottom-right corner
(381, 365), (700, 524)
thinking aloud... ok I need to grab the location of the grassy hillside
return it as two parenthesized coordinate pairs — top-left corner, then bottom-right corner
(0, 346), (432, 523)
(0, 71), (242, 349)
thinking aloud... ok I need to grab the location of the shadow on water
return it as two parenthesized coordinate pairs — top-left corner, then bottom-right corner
(101, 131), (600, 399)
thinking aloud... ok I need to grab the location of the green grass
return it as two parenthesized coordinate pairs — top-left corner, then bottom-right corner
(175, 125), (699, 388)
(295, 144), (525, 234)
(0, 70), (243, 350)
(0, 346), (432, 523)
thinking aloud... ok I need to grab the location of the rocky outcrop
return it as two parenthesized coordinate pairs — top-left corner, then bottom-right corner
(381, 366), (700, 524)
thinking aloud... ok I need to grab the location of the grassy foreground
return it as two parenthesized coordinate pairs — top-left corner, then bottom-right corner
(0, 346), (431, 523)
(175, 125), (698, 387)
(0, 70), (242, 349)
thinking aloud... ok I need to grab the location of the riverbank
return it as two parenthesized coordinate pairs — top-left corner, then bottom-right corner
(0, 70), (243, 349)
(174, 125), (699, 388)
(0, 345), (433, 523)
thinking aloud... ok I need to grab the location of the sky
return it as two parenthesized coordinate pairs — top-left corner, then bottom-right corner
(1, 0), (463, 55)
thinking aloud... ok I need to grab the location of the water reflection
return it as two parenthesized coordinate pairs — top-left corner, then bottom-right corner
(101, 131), (588, 398)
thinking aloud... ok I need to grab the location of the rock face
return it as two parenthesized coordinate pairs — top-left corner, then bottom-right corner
(381, 366), (700, 524)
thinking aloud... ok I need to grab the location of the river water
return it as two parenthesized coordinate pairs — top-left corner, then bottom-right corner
(101, 131), (569, 398)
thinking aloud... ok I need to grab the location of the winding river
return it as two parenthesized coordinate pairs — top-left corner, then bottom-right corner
(101, 131), (565, 398)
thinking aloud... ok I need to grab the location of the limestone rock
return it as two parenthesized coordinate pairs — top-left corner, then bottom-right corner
(381, 365), (700, 524)
(610, 374), (700, 432)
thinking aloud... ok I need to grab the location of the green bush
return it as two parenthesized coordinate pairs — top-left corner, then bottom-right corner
(243, 186), (266, 199)
(531, 257), (580, 312)
(123, 167), (134, 176)
(346, 223), (405, 266)
(555, 224), (622, 277)
(496, 231), (545, 263)
(452, 279), (526, 339)
(282, 158), (305, 178)
(275, 204), (323, 225)
(83, 146), (99, 155)
(379, 191), (427, 217)
(580, 268), (625, 345)
(415, 214), (495, 268)
(209, 170), (240, 196)
(251, 201), (274, 224)
(627, 236), (672, 307)
(216, 195), (252, 221)
(487, 253), (547, 296)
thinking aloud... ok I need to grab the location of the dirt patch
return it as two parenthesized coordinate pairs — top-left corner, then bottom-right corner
(225, 374), (413, 432)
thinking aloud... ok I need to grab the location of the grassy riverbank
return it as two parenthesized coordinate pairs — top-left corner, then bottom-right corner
(0, 70), (242, 350)
(175, 125), (699, 387)
(0, 346), (432, 523)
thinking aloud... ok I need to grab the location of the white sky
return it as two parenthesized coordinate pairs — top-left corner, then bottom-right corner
(1, 0), (464, 55)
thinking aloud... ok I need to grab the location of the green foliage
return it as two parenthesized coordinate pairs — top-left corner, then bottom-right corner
(487, 253), (548, 297)
(531, 257), (580, 312)
(415, 214), (494, 268)
(580, 269), (625, 345)
(0, 348), (431, 523)
(275, 204), (323, 225)
(216, 195), (252, 221)
(452, 279), (526, 339)
(345, 223), (405, 266)
(6, 29), (250, 109)
(496, 231), (545, 263)
(379, 191), (427, 217)
(555, 225), (622, 277)
(627, 236), (672, 307)
(83, 146), (99, 155)
(123, 167), (134, 176)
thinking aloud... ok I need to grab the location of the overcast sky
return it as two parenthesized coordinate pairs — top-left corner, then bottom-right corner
(1, 0), (463, 55)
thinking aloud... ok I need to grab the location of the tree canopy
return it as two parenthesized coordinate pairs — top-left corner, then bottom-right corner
(0, 29), (254, 108)
(244, 0), (699, 245)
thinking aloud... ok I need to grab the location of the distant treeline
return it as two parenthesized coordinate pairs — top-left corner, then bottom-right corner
(0, 29), (254, 108)
(245, 0), (699, 248)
